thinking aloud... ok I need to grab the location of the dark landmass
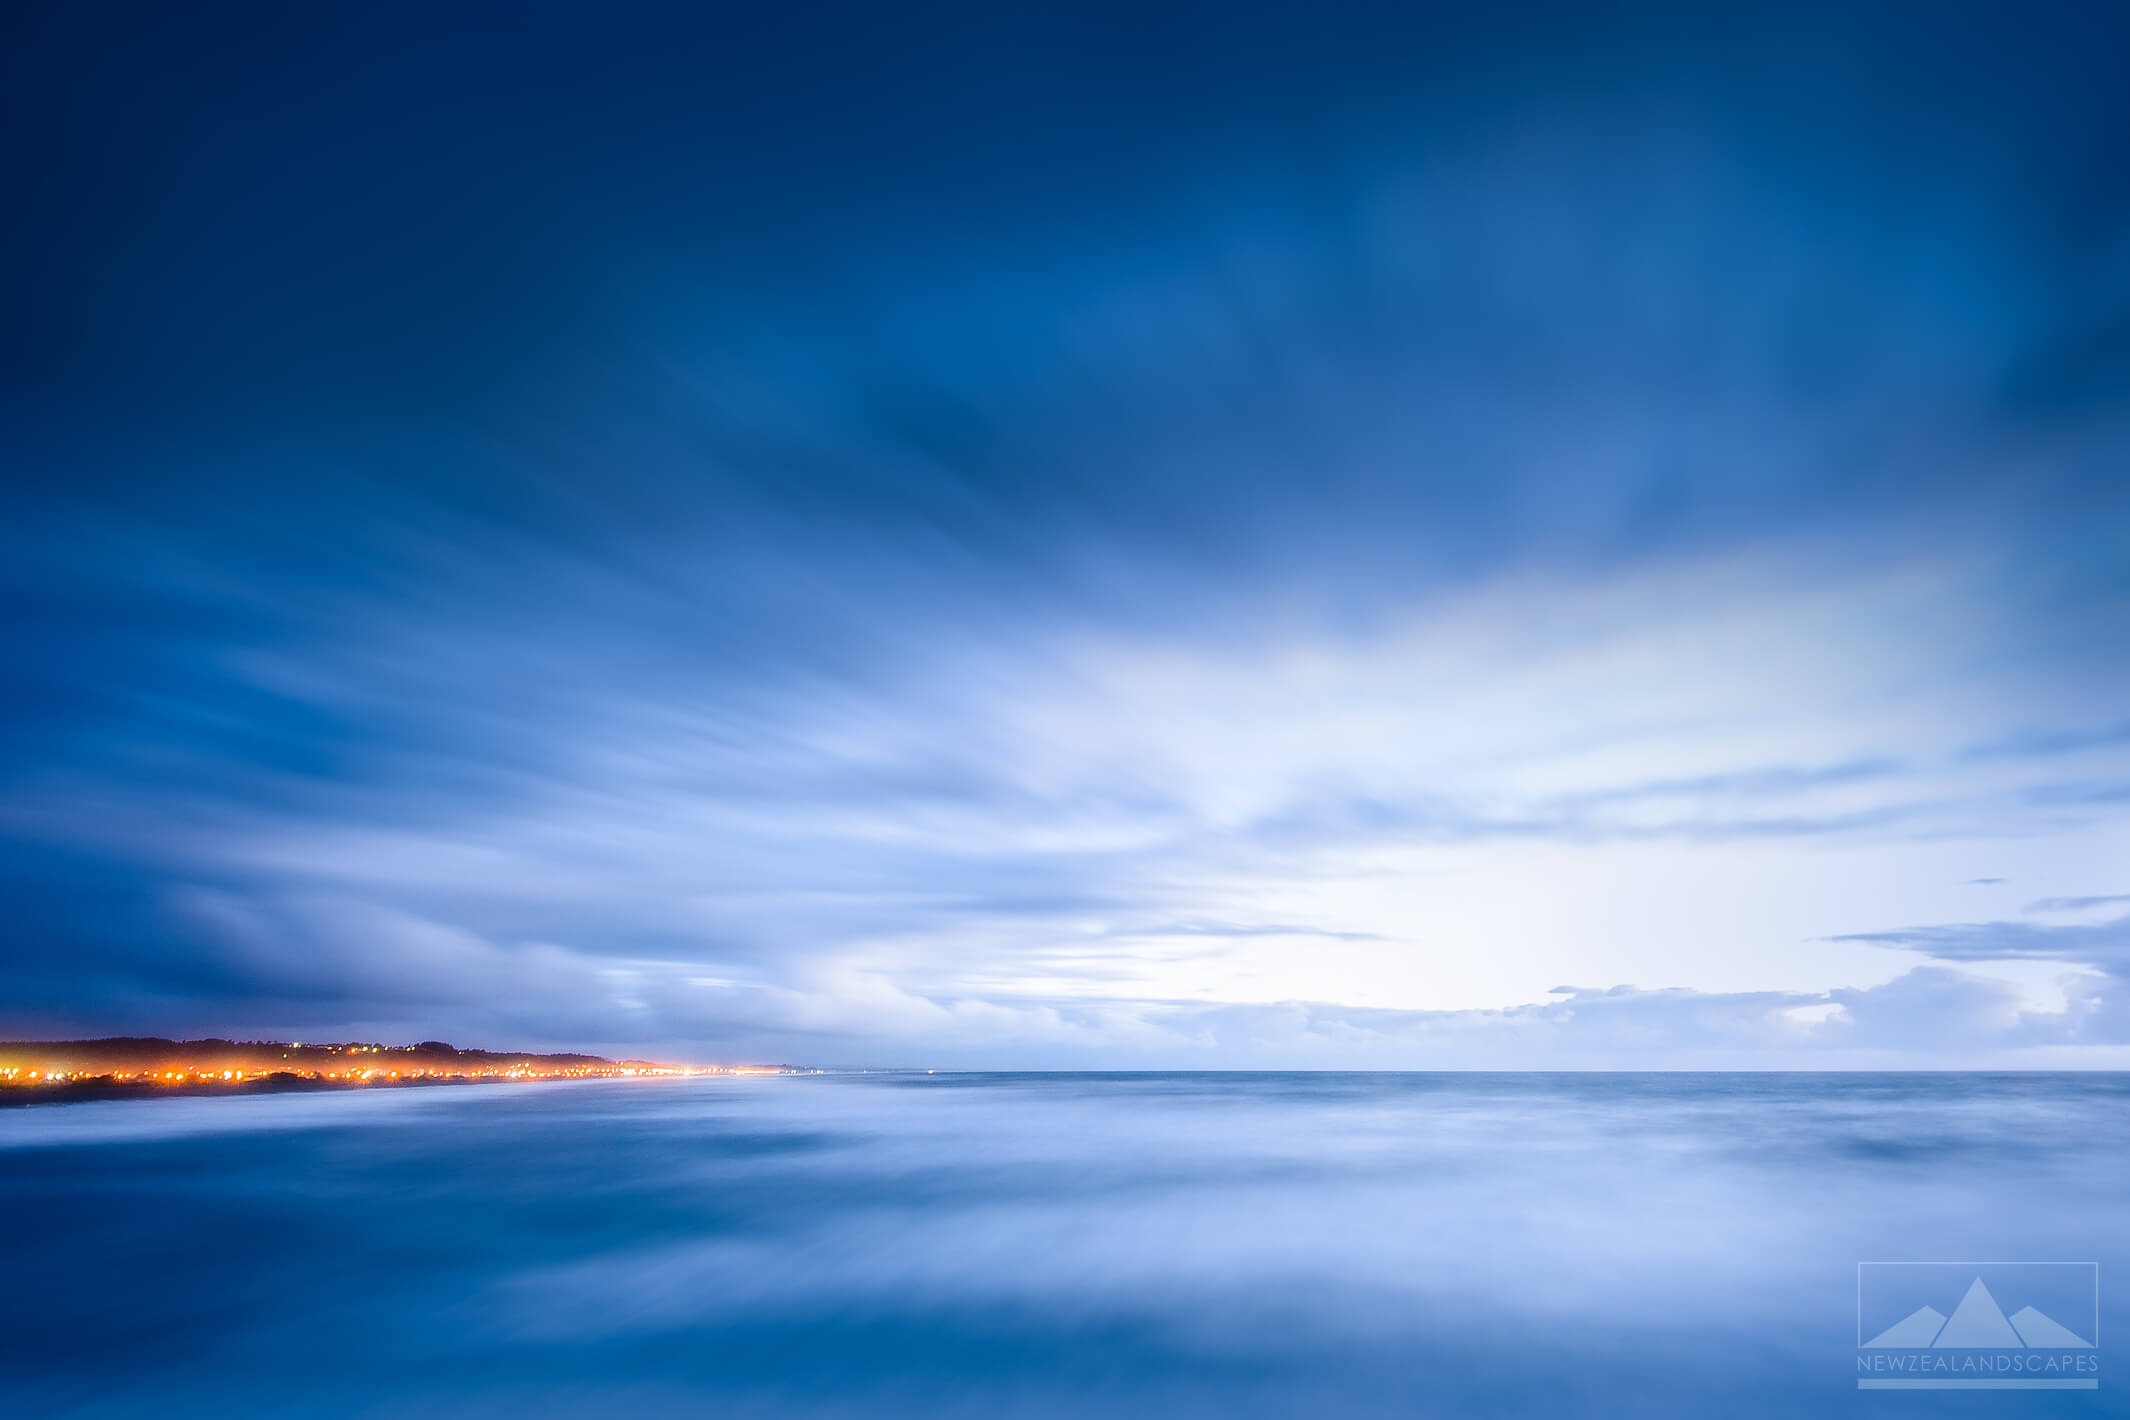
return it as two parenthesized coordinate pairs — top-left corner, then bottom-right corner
(0, 1037), (783, 1106)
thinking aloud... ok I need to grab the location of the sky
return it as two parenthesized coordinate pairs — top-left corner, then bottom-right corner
(3, 0), (2128, 1066)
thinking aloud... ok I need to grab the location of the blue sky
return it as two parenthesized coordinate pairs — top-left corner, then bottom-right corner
(4, 0), (2128, 1064)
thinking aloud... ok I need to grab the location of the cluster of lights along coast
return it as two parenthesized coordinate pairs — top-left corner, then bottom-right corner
(0, 1037), (798, 1103)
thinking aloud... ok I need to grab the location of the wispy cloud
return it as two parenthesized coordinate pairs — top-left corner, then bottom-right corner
(1833, 913), (2130, 967)
(2027, 894), (2130, 915)
(2, 0), (2127, 1063)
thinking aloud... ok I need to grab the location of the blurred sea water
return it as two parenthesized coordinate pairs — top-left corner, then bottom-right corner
(3, 1072), (2126, 1417)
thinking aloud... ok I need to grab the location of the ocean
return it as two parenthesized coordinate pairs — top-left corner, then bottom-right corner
(2, 1072), (2125, 1417)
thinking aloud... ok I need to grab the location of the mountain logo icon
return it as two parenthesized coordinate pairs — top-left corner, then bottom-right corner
(1864, 1277), (2094, 1350)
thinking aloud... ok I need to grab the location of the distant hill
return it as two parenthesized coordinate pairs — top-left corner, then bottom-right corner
(0, 1037), (648, 1072)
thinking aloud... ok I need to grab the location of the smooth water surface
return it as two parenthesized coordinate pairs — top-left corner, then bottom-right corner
(3, 1073), (2126, 1417)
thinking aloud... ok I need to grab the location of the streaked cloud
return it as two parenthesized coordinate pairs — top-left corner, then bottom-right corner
(2, 0), (2126, 1063)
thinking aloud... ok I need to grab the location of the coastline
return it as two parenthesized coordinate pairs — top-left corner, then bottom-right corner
(0, 1072), (634, 1109)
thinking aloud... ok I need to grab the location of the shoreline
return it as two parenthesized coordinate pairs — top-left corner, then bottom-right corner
(0, 1072), (729, 1109)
